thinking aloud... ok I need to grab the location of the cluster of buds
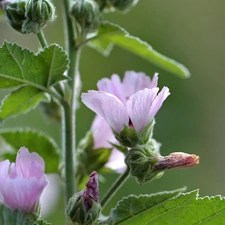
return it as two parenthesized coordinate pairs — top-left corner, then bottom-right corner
(2, 0), (55, 33)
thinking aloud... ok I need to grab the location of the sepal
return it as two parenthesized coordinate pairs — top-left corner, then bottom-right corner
(125, 144), (162, 184)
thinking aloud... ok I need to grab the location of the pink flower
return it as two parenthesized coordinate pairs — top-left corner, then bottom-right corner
(0, 147), (48, 212)
(82, 71), (170, 134)
(91, 115), (126, 172)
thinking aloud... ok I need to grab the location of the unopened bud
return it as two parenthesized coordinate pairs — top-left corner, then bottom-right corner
(5, 0), (26, 32)
(66, 172), (101, 225)
(5, 0), (55, 34)
(23, 0), (55, 33)
(125, 145), (162, 184)
(110, 0), (139, 12)
(70, 0), (101, 35)
(154, 152), (199, 170)
(94, 0), (138, 13)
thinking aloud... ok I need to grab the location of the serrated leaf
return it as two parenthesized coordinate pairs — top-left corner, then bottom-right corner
(0, 204), (37, 225)
(0, 86), (50, 122)
(0, 128), (60, 173)
(0, 42), (69, 89)
(101, 189), (225, 225)
(89, 22), (190, 78)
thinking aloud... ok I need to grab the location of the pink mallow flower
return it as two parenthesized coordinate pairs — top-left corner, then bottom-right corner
(0, 147), (48, 212)
(91, 115), (126, 172)
(82, 71), (170, 134)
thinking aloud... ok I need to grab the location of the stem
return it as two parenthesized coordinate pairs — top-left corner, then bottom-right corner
(37, 31), (48, 48)
(61, 101), (76, 202)
(101, 167), (130, 209)
(62, 0), (76, 57)
(61, 48), (82, 203)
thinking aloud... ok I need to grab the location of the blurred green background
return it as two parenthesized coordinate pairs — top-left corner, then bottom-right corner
(1, 0), (225, 223)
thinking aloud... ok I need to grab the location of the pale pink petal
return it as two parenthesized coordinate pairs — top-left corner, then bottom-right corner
(123, 71), (158, 98)
(15, 147), (45, 179)
(97, 74), (125, 103)
(91, 115), (116, 149)
(126, 88), (160, 133)
(81, 91), (129, 133)
(0, 148), (48, 212)
(105, 149), (126, 173)
(150, 87), (170, 118)
(40, 174), (60, 217)
(0, 160), (10, 177)
(0, 176), (47, 212)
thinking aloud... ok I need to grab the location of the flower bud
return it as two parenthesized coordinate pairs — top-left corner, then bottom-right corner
(23, 0), (55, 34)
(66, 172), (101, 225)
(70, 0), (101, 35)
(110, 0), (139, 12)
(94, 0), (138, 13)
(154, 152), (199, 170)
(125, 144), (162, 184)
(4, 0), (55, 34)
(4, 0), (26, 32)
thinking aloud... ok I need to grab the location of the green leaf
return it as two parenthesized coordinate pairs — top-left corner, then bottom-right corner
(0, 204), (37, 225)
(0, 86), (50, 122)
(0, 128), (60, 173)
(0, 78), (21, 88)
(88, 39), (114, 57)
(89, 22), (190, 78)
(101, 189), (225, 225)
(0, 42), (69, 89)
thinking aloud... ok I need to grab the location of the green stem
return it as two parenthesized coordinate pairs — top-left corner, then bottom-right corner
(37, 31), (48, 48)
(62, 0), (76, 58)
(61, 101), (76, 202)
(101, 167), (130, 209)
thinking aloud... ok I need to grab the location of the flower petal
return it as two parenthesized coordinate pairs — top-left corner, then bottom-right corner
(15, 147), (45, 179)
(127, 88), (160, 133)
(97, 74), (125, 103)
(123, 71), (158, 99)
(82, 91), (129, 133)
(0, 160), (10, 177)
(105, 149), (126, 173)
(0, 175), (47, 212)
(91, 115), (116, 149)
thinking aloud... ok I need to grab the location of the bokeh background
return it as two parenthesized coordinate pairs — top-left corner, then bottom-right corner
(1, 0), (225, 223)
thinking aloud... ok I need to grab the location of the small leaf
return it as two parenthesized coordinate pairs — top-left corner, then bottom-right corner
(0, 86), (50, 122)
(101, 189), (225, 225)
(0, 204), (37, 225)
(0, 42), (69, 89)
(89, 22), (190, 78)
(0, 128), (60, 173)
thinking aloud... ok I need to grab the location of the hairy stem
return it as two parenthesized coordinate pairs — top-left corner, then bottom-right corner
(101, 167), (130, 209)
(62, 0), (78, 203)
(37, 31), (48, 48)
